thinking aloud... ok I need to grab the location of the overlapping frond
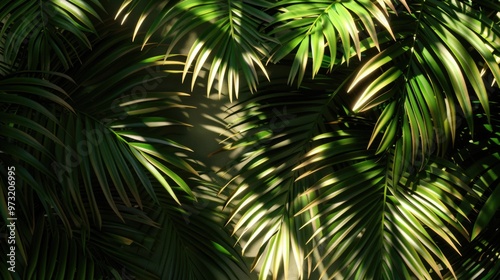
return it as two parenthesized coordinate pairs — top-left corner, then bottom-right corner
(220, 75), (348, 280)
(53, 24), (196, 210)
(0, 0), (104, 71)
(298, 135), (472, 279)
(441, 95), (500, 279)
(221, 70), (481, 279)
(119, 181), (251, 280)
(268, 0), (396, 86)
(2, 0), (500, 279)
(116, 0), (274, 101)
(0, 200), (158, 280)
(347, 0), (500, 182)
(0, 74), (76, 230)
(0, 21), (203, 279)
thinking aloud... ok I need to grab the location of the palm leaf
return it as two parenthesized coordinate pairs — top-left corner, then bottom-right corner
(220, 70), (478, 279)
(116, 0), (274, 101)
(48, 21), (197, 227)
(0, 185), (159, 280)
(442, 93), (500, 279)
(0, 74), (76, 229)
(219, 74), (347, 279)
(116, 180), (252, 280)
(0, 19), (209, 280)
(347, 0), (500, 183)
(298, 140), (471, 279)
(0, 0), (104, 71)
(268, 0), (396, 86)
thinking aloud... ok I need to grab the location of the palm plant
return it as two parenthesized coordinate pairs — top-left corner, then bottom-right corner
(217, 1), (500, 278)
(1, 2), (248, 279)
(1, 0), (500, 279)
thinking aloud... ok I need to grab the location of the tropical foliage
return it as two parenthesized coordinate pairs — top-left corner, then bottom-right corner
(1, 0), (499, 279)
(0, 2), (247, 279)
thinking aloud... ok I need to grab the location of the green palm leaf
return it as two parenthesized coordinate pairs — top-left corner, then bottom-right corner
(268, 0), (397, 86)
(0, 200), (158, 280)
(219, 75), (346, 279)
(117, 0), (274, 101)
(48, 21), (197, 226)
(347, 0), (500, 182)
(116, 181), (251, 280)
(2, 0), (500, 279)
(441, 94), (500, 279)
(220, 71), (477, 279)
(0, 19), (207, 279)
(0, 0), (104, 71)
(298, 138), (472, 279)
(0, 74), (76, 228)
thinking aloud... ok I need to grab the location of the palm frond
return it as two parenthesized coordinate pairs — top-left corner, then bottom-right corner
(347, 0), (500, 182)
(220, 70), (478, 279)
(116, 180), (252, 280)
(0, 74), (75, 228)
(298, 141), (471, 279)
(116, 0), (274, 101)
(0, 198), (158, 280)
(218, 74), (348, 280)
(2, 0), (500, 279)
(0, 19), (210, 279)
(0, 0), (104, 71)
(442, 94), (500, 279)
(49, 22), (197, 227)
(268, 0), (395, 86)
